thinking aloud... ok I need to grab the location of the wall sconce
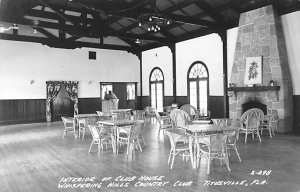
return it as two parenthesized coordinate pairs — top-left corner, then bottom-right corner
(0, 24), (18, 33)
(30, 80), (34, 84)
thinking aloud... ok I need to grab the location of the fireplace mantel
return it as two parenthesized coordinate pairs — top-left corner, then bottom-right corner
(227, 86), (280, 101)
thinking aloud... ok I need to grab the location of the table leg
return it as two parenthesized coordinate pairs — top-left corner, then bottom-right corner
(115, 126), (119, 154)
(189, 136), (194, 169)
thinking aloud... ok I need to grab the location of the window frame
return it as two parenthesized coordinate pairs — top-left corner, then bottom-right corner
(126, 83), (136, 101)
(187, 61), (209, 111)
(149, 67), (164, 112)
(100, 83), (113, 100)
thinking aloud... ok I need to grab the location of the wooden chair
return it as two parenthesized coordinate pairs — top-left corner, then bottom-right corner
(197, 133), (231, 174)
(166, 129), (190, 169)
(180, 104), (198, 121)
(61, 116), (75, 138)
(155, 110), (173, 138)
(169, 109), (191, 129)
(117, 125), (143, 155)
(240, 108), (264, 143)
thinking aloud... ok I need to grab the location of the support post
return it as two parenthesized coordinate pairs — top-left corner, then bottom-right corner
(219, 30), (229, 118)
(168, 44), (177, 104)
(137, 52), (143, 109)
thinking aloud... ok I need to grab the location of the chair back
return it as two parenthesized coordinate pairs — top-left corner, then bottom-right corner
(88, 125), (100, 141)
(198, 134), (227, 153)
(169, 109), (191, 128)
(166, 129), (188, 148)
(226, 130), (239, 144)
(212, 118), (232, 127)
(180, 104), (198, 120)
(241, 108), (264, 130)
(210, 134), (227, 152)
(61, 116), (74, 128)
(132, 110), (145, 120)
(145, 106), (156, 117)
(128, 125), (141, 139)
(98, 124), (112, 136)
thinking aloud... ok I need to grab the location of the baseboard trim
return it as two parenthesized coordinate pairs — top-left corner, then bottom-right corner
(0, 119), (46, 126)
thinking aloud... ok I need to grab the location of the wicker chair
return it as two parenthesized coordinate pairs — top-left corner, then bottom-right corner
(180, 104), (198, 121)
(61, 116), (75, 138)
(212, 118), (241, 162)
(259, 115), (275, 137)
(117, 125), (143, 155)
(155, 110), (173, 138)
(196, 133), (231, 174)
(169, 109), (191, 129)
(88, 125), (112, 154)
(166, 129), (190, 169)
(240, 108), (264, 143)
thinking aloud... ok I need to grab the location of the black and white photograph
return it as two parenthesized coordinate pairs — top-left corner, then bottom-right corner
(0, 0), (300, 192)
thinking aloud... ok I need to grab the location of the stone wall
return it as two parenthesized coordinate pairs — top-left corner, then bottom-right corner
(229, 5), (293, 132)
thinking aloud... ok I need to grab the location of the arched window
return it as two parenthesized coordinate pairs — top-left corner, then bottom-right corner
(150, 67), (164, 112)
(187, 61), (209, 115)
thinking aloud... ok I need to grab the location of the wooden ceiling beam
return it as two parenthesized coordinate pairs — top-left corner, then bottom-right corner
(194, 0), (226, 28)
(37, 0), (75, 25)
(0, 33), (135, 51)
(90, 13), (140, 49)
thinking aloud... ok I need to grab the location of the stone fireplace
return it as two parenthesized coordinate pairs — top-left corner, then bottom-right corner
(229, 5), (293, 133)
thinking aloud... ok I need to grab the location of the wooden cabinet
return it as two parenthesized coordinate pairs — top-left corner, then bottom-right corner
(102, 99), (119, 113)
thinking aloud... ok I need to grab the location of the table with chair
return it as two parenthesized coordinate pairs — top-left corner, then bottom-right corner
(97, 119), (144, 155)
(74, 113), (99, 139)
(110, 109), (132, 120)
(182, 123), (239, 173)
(132, 109), (146, 120)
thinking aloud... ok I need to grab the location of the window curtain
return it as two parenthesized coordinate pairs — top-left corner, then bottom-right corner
(46, 81), (79, 122)
(63, 81), (79, 117)
(46, 81), (62, 122)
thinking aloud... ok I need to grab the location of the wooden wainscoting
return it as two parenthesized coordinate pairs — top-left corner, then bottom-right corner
(138, 95), (224, 118)
(293, 95), (300, 134)
(209, 96), (225, 118)
(164, 96), (175, 107)
(78, 98), (101, 114)
(175, 96), (189, 107)
(0, 99), (46, 125)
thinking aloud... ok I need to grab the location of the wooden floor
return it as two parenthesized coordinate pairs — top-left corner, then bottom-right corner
(0, 119), (300, 192)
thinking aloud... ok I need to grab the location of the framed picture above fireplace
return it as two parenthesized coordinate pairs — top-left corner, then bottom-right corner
(244, 56), (262, 85)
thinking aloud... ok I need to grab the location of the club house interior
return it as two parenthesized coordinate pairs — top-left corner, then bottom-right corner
(1, 0), (300, 192)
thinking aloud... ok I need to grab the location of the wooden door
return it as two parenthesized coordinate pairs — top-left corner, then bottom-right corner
(52, 86), (74, 120)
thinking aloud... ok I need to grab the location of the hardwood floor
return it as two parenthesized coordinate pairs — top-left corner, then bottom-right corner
(0, 119), (300, 192)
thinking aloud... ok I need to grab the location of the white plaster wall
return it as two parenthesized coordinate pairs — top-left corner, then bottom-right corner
(142, 46), (173, 96)
(281, 11), (300, 95)
(227, 27), (239, 84)
(0, 40), (140, 99)
(176, 33), (223, 96)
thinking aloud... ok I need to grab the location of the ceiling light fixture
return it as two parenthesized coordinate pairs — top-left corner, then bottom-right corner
(0, 24), (18, 33)
(137, 0), (171, 32)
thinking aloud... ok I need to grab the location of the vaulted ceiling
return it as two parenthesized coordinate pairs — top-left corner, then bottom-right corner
(1, 0), (300, 55)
